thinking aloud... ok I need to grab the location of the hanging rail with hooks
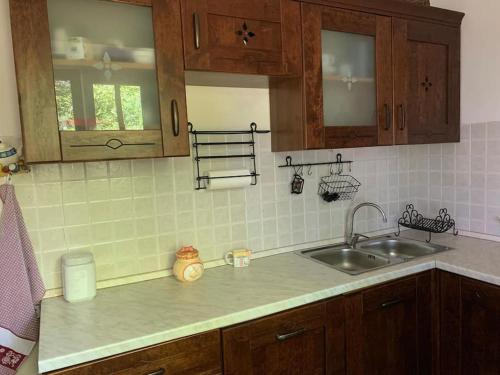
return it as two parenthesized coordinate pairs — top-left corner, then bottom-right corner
(278, 153), (353, 171)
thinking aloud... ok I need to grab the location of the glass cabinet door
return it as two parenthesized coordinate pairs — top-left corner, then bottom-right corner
(302, 5), (393, 149)
(321, 30), (376, 127)
(48, 0), (160, 132)
(9, 0), (188, 162)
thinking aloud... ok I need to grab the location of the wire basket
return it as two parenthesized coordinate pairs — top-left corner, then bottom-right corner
(318, 174), (361, 202)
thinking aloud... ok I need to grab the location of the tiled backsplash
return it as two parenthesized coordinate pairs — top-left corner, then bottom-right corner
(7, 120), (500, 294)
(11, 139), (408, 293)
(414, 122), (500, 236)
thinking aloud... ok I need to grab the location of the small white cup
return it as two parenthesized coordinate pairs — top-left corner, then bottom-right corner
(225, 249), (251, 268)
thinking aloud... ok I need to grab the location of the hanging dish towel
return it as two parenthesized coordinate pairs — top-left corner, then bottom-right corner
(0, 184), (45, 374)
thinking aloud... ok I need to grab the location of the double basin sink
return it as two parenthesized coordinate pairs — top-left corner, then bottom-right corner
(297, 235), (452, 275)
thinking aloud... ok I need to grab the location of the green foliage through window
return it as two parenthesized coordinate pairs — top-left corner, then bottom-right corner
(93, 84), (119, 130)
(121, 85), (144, 130)
(55, 80), (75, 131)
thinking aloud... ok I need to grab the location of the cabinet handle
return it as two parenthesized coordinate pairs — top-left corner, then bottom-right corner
(171, 99), (180, 137)
(144, 369), (165, 375)
(398, 104), (406, 131)
(276, 328), (306, 341)
(381, 298), (403, 308)
(384, 104), (391, 131)
(193, 12), (200, 49)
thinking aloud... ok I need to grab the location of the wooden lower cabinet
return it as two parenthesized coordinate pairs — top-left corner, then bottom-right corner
(222, 301), (334, 375)
(344, 271), (436, 375)
(440, 271), (500, 375)
(47, 330), (221, 375)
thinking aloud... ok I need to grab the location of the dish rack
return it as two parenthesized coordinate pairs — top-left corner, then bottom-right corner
(395, 204), (459, 242)
(318, 174), (361, 202)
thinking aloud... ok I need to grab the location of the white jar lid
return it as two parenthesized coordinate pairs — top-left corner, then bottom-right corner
(62, 251), (94, 266)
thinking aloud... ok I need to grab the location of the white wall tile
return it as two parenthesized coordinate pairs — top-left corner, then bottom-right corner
(15, 134), (452, 291)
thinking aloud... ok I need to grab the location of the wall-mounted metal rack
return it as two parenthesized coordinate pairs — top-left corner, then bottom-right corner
(188, 122), (269, 190)
(278, 153), (360, 202)
(395, 204), (459, 242)
(278, 153), (353, 170)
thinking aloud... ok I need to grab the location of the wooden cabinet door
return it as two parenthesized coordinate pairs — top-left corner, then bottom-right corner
(46, 331), (221, 374)
(223, 302), (327, 375)
(345, 272), (435, 375)
(181, 0), (297, 76)
(10, 0), (189, 162)
(440, 271), (500, 375)
(393, 18), (460, 145)
(301, 4), (393, 149)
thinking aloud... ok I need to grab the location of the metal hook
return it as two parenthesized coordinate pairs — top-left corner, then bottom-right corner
(285, 156), (292, 167)
(336, 162), (342, 175)
(335, 153), (343, 174)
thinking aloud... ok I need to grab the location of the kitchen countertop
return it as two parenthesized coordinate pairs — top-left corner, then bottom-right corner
(38, 231), (500, 373)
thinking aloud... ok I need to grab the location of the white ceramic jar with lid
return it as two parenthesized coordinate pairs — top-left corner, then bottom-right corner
(61, 251), (96, 303)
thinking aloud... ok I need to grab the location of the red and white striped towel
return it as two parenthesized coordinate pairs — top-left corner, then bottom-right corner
(0, 184), (45, 374)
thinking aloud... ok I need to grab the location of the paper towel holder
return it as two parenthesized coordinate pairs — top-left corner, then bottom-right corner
(188, 122), (270, 190)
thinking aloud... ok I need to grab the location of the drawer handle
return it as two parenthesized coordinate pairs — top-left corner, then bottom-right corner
(381, 298), (403, 308)
(145, 369), (165, 375)
(171, 99), (180, 137)
(193, 12), (200, 49)
(276, 328), (306, 341)
(384, 104), (391, 130)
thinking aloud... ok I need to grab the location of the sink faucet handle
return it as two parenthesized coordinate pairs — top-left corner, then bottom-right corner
(351, 233), (369, 248)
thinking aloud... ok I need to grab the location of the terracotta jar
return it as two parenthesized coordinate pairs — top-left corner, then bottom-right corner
(173, 246), (204, 282)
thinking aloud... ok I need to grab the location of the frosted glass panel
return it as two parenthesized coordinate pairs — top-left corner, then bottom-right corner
(321, 30), (376, 127)
(48, 0), (160, 131)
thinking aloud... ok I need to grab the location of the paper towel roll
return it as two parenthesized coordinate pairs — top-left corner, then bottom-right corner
(206, 169), (252, 190)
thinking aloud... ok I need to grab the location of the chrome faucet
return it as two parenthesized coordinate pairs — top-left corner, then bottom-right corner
(346, 202), (388, 247)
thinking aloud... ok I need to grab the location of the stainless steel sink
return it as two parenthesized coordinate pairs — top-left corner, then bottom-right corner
(359, 237), (451, 259)
(298, 246), (402, 275)
(296, 235), (452, 275)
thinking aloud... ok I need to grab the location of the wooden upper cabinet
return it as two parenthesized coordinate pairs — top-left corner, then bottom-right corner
(393, 18), (461, 145)
(180, 0), (301, 76)
(9, 0), (189, 163)
(269, 0), (464, 152)
(302, 4), (393, 149)
(222, 302), (328, 375)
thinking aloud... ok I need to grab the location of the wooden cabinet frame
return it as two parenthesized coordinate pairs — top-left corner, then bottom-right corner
(9, 0), (189, 163)
(393, 18), (461, 144)
(301, 4), (393, 149)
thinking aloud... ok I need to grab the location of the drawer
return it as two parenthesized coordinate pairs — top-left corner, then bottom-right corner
(362, 277), (417, 313)
(47, 330), (221, 375)
(222, 302), (327, 374)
